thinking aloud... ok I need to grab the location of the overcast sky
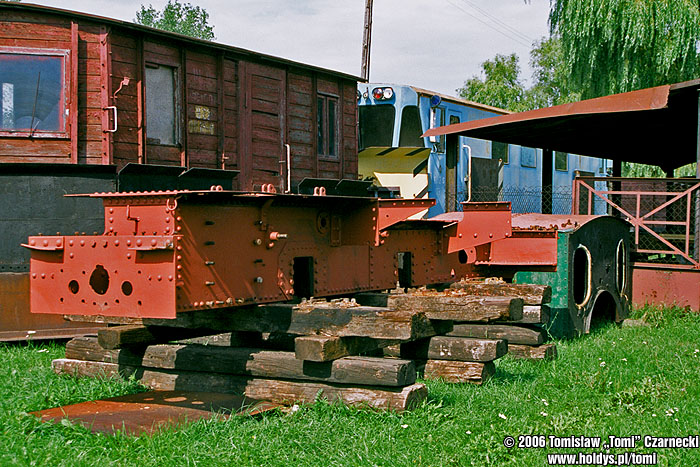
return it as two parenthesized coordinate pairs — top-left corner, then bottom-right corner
(35, 0), (552, 96)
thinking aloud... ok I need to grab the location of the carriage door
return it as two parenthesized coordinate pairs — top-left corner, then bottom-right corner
(445, 113), (461, 211)
(241, 62), (286, 190)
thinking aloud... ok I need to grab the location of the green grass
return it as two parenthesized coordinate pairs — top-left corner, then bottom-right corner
(1, 307), (699, 466)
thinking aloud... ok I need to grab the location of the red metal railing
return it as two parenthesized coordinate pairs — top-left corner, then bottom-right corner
(573, 177), (700, 269)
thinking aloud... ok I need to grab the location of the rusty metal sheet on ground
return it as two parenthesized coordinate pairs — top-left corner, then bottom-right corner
(30, 390), (280, 435)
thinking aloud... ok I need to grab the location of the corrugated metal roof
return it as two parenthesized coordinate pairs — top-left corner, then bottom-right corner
(2, 2), (364, 82)
(423, 80), (700, 170)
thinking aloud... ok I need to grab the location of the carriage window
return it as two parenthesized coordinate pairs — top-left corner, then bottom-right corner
(431, 106), (446, 153)
(146, 64), (178, 145)
(0, 51), (66, 134)
(555, 151), (568, 171)
(317, 94), (339, 157)
(521, 147), (536, 168)
(359, 105), (395, 150)
(492, 141), (509, 164)
(399, 105), (424, 147)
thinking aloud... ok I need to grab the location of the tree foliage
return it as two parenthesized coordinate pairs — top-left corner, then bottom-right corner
(527, 36), (580, 108)
(457, 53), (529, 111)
(136, 0), (215, 41)
(457, 37), (577, 112)
(549, 0), (700, 99)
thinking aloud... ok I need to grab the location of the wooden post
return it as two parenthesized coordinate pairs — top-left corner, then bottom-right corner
(70, 21), (78, 163)
(360, 0), (373, 81)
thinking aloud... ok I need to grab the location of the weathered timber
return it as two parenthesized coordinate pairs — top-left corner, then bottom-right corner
(497, 305), (550, 325)
(447, 324), (545, 346)
(65, 337), (416, 386)
(449, 281), (552, 305)
(64, 314), (143, 325)
(243, 380), (427, 412)
(508, 343), (557, 360)
(175, 332), (264, 347)
(52, 359), (426, 411)
(354, 292), (523, 322)
(421, 360), (495, 384)
(143, 303), (451, 340)
(97, 325), (218, 350)
(294, 335), (398, 362)
(382, 344), (401, 358)
(400, 336), (507, 362)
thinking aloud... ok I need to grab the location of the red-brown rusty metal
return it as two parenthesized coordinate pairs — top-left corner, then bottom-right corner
(479, 230), (558, 266)
(421, 80), (700, 168)
(573, 177), (700, 269)
(27, 190), (491, 319)
(632, 266), (700, 311)
(25, 190), (573, 320)
(430, 202), (512, 256)
(31, 391), (280, 435)
(511, 213), (600, 231)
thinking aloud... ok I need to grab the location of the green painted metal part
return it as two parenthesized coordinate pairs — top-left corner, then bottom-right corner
(514, 216), (632, 338)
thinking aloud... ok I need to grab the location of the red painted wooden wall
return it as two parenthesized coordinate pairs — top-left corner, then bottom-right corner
(0, 4), (359, 190)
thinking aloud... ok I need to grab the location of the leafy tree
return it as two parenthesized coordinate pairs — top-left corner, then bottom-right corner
(457, 37), (578, 112)
(549, 0), (700, 99)
(457, 53), (529, 112)
(136, 0), (215, 41)
(527, 36), (579, 109)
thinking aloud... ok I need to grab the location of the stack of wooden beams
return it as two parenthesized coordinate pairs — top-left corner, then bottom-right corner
(55, 282), (556, 408)
(54, 299), (455, 411)
(352, 282), (556, 383)
(447, 280), (557, 361)
(354, 290), (511, 384)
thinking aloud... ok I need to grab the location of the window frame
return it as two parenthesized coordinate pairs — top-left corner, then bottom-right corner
(492, 141), (509, 164)
(398, 105), (424, 148)
(430, 106), (446, 154)
(520, 146), (537, 168)
(144, 61), (181, 147)
(0, 47), (70, 139)
(555, 151), (568, 171)
(317, 92), (339, 159)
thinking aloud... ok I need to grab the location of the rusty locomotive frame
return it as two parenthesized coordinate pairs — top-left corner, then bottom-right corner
(1, 3), (630, 338)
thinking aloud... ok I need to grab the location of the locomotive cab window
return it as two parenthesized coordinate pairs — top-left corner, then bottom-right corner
(145, 64), (179, 146)
(317, 94), (338, 157)
(398, 105), (424, 147)
(358, 104), (395, 151)
(0, 49), (68, 136)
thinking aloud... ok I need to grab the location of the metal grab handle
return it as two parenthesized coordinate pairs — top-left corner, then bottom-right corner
(105, 106), (118, 133)
(463, 144), (472, 203)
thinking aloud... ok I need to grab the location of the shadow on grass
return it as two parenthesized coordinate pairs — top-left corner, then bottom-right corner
(491, 365), (541, 385)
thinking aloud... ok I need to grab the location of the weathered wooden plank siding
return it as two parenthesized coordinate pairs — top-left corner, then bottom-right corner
(286, 72), (315, 182)
(185, 49), (218, 169)
(0, 6), (359, 185)
(221, 59), (239, 171)
(342, 82), (358, 177)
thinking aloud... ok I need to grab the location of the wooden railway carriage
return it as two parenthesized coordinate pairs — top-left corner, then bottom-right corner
(0, 2), (359, 187)
(0, 2), (361, 339)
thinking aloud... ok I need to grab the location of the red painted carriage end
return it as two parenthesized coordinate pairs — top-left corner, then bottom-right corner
(632, 265), (700, 311)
